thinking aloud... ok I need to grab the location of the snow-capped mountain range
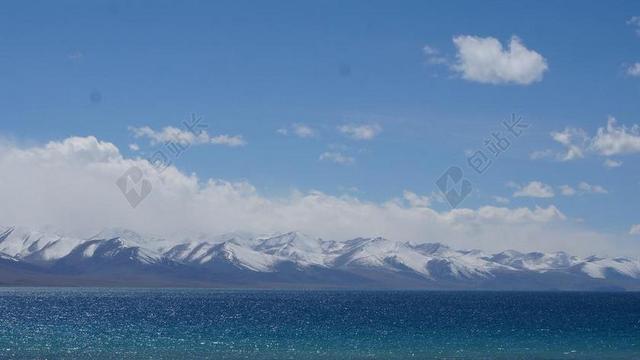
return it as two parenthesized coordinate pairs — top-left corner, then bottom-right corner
(1, 225), (639, 290)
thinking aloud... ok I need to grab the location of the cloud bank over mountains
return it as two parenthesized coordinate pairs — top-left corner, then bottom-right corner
(0, 135), (624, 256)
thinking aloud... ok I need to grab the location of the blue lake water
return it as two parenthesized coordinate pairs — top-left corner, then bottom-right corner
(0, 288), (639, 359)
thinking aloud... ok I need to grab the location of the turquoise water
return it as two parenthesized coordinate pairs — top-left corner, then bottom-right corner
(0, 289), (639, 359)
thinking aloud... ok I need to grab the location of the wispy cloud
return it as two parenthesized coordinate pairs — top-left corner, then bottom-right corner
(292, 123), (315, 138)
(319, 151), (354, 165)
(577, 182), (608, 194)
(529, 149), (554, 160)
(603, 159), (622, 168)
(512, 181), (607, 198)
(533, 117), (640, 165)
(550, 127), (589, 161)
(511, 181), (555, 198)
(338, 123), (382, 140)
(210, 135), (246, 147)
(628, 16), (640, 36)
(627, 63), (640, 77)
(558, 185), (576, 197)
(130, 126), (246, 147)
(277, 123), (316, 138)
(423, 45), (448, 65)
(559, 182), (608, 196)
(493, 196), (510, 205)
(67, 51), (84, 62)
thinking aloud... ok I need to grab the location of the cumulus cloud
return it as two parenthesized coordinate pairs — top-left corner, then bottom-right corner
(512, 181), (555, 198)
(451, 35), (548, 85)
(0, 134), (621, 254)
(338, 124), (382, 140)
(319, 151), (354, 165)
(535, 117), (640, 163)
(130, 126), (246, 147)
(590, 117), (640, 156)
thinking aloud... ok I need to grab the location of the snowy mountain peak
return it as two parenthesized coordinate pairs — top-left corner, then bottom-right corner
(90, 227), (173, 254)
(253, 232), (325, 267)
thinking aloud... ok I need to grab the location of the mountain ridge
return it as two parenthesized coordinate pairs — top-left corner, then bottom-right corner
(0, 226), (639, 290)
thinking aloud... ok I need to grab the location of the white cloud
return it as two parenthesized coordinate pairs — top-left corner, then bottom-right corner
(292, 123), (316, 138)
(423, 45), (448, 65)
(446, 205), (565, 224)
(319, 151), (354, 165)
(559, 185), (577, 196)
(452, 35), (548, 85)
(130, 126), (245, 147)
(535, 117), (640, 163)
(277, 123), (316, 138)
(1, 134), (623, 255)
(403, 191), (431, 208)
(550, 127), (589, 161)
(590, 117), (640, 156)
(630, 224), (640, 235)
(210, 135), (246, 147)
(559, 182), (607, 196)
(512, 181), (555, 198)
(128, 143), (140, 151)
(577, 182), (608, 194)
(603, 159), (622, 168)
(529, 149), (554, 160)
(338, 124), (382, 140)
(627, 63), (640, 77)
(130, 126), (207, 145)
(493, 196), (510, 205)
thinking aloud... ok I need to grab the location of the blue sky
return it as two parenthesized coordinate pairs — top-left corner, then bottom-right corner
(1, 1), (640, 253)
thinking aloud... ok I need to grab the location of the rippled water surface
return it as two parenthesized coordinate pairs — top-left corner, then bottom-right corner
(0, 288), (639, 359)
